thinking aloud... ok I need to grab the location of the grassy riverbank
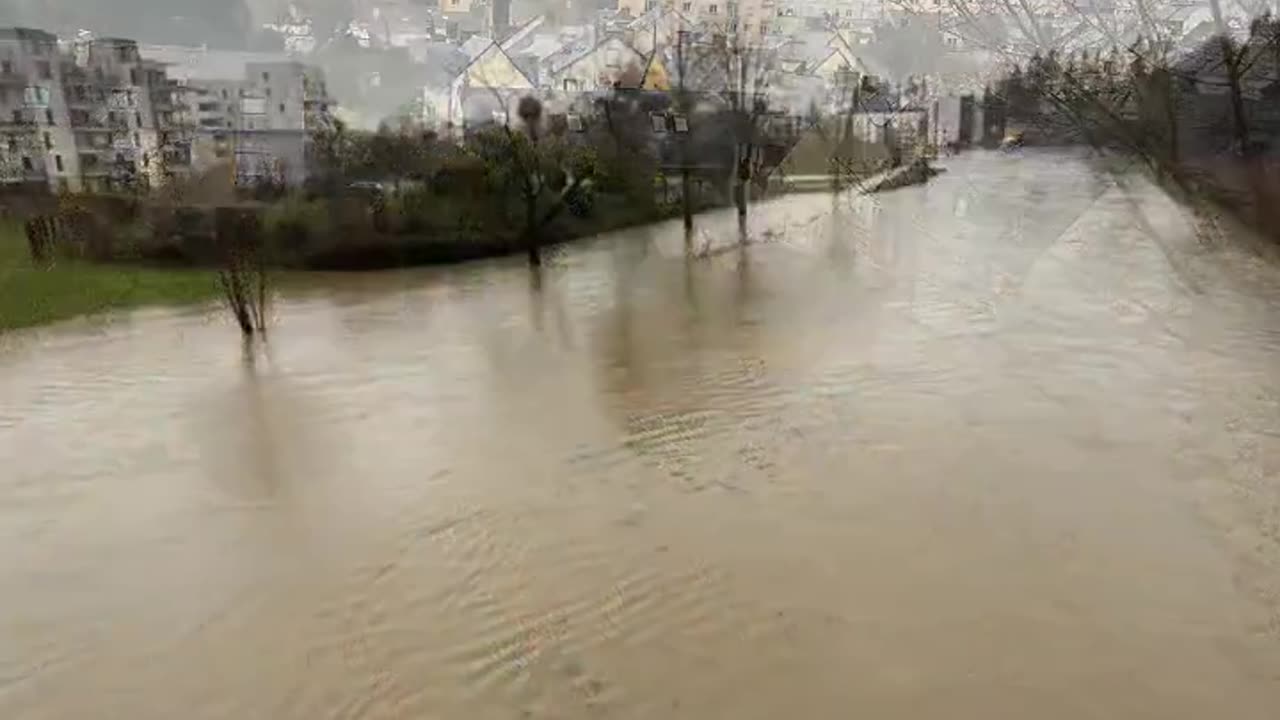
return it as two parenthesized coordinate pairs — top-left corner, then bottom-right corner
(0, 224), (219, 332)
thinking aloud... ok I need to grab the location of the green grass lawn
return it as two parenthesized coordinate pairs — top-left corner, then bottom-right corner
(0, 223), (220, 332)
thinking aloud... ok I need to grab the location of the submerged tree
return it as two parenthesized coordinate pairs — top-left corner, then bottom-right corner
(215, 207), (270, 339)
(470, 95), (599, 267)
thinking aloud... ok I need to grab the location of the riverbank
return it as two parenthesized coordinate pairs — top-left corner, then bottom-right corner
(768, 158), (940, 195)
(1, 163), (934, 331)
(0, 223), (219, 332)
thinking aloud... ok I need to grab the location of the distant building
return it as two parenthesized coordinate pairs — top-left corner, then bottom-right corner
(419, 36), (535, 130)
(0, 29), (181, 193)
(0, 28), (335, 194)
(141, 45), (335, 188)
(545, 35), (649, 92)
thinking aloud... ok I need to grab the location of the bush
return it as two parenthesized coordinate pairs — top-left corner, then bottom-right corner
(565, 182), (595, 218)
(384, 187), (435, 234)
(263, 195), (328, 257)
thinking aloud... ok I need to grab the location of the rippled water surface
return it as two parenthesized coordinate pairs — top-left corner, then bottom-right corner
(4, 151), (1280, 718)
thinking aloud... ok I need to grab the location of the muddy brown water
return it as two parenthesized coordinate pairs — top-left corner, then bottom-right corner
(3, 151), (1280, 718)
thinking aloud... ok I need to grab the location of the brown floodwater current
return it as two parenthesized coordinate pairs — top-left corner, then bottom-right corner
(3, 151), (1280, 718)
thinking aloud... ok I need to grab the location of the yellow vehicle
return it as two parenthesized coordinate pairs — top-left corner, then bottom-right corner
(1000, 130), (1026, 150)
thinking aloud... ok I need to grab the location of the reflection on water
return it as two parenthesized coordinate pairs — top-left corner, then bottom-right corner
(3, 151), (1280, 719)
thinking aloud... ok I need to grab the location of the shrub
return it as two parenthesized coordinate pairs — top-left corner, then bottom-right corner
(263, 195), (328, 257)
(565, 182), (595, 218)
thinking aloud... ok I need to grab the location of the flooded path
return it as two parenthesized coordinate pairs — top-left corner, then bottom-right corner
(3, 150), (1280, 718)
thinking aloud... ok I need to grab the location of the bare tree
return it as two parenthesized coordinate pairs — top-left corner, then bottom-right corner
(675, 29), (695, 246)
(680, 32), (778, 243)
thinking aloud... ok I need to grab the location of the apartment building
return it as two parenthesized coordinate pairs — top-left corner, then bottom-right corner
(0, 28), (75, 190)
(155, 58), (333, 188)
(0, 29), (191, 193)
(673, 0), (776, 39)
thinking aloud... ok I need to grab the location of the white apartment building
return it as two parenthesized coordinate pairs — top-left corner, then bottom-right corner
(143, 46), (333, 188)
(0, 28), (333, 194)
(0, 29), (173, 192)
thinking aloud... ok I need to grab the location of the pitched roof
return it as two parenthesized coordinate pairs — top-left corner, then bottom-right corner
(500, 14), (546, 51)
(459, 35), (495, 60)
(548, 35), (642, 76)
(408, 41), (469, 87)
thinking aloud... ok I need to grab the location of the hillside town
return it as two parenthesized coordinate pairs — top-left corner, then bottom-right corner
(0, 0), (1271, 194)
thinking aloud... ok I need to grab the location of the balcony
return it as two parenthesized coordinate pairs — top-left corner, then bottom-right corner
(66, 91), (108, 109)
(0, 110), (38, 128)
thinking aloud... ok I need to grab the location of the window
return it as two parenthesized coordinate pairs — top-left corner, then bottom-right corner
(709, 4), (718, 13)
(262, 71), (270, 82)
(672, 114), (689, 132)
(563, 78), (581, 92)
(135, 111), (142, 126)
(7, 135), (16, 151)
(133, 133), (140, 146)
(21, 156), (32, 171)
(567, 114), (584, 132)
(221, 89), (229, 99)
(279, 103), (286, 113)
(265, 87), (272, 97)
(130, 68), (138, 84)
(1, 60), (10, 75)
(23, 86), (50, 107)
(682, 2), (692, 10)
(54, 154), (63, 172)
(43, 131), (51, 149)
(11, 109), (22, 124)
(45, 109), (54, 125)
(37, 61), (51, 80)
(650, 112), (667, 133)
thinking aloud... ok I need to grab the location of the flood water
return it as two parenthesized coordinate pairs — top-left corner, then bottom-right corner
(4, 150), (1280, 718)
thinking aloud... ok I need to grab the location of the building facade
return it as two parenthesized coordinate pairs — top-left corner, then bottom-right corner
(0, 27), (333, 194)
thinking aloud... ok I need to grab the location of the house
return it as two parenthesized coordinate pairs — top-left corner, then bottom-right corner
(774, 31), (865, 82)
(545, 36), (649, 92)
(425, 38), (535, 130)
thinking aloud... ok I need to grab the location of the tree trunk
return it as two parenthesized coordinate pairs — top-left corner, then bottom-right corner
(734, 147), (749, 243)
(682, 166), (693, 250)
(1210, 0), (1250, 154)
(525, 191), (541, 267)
